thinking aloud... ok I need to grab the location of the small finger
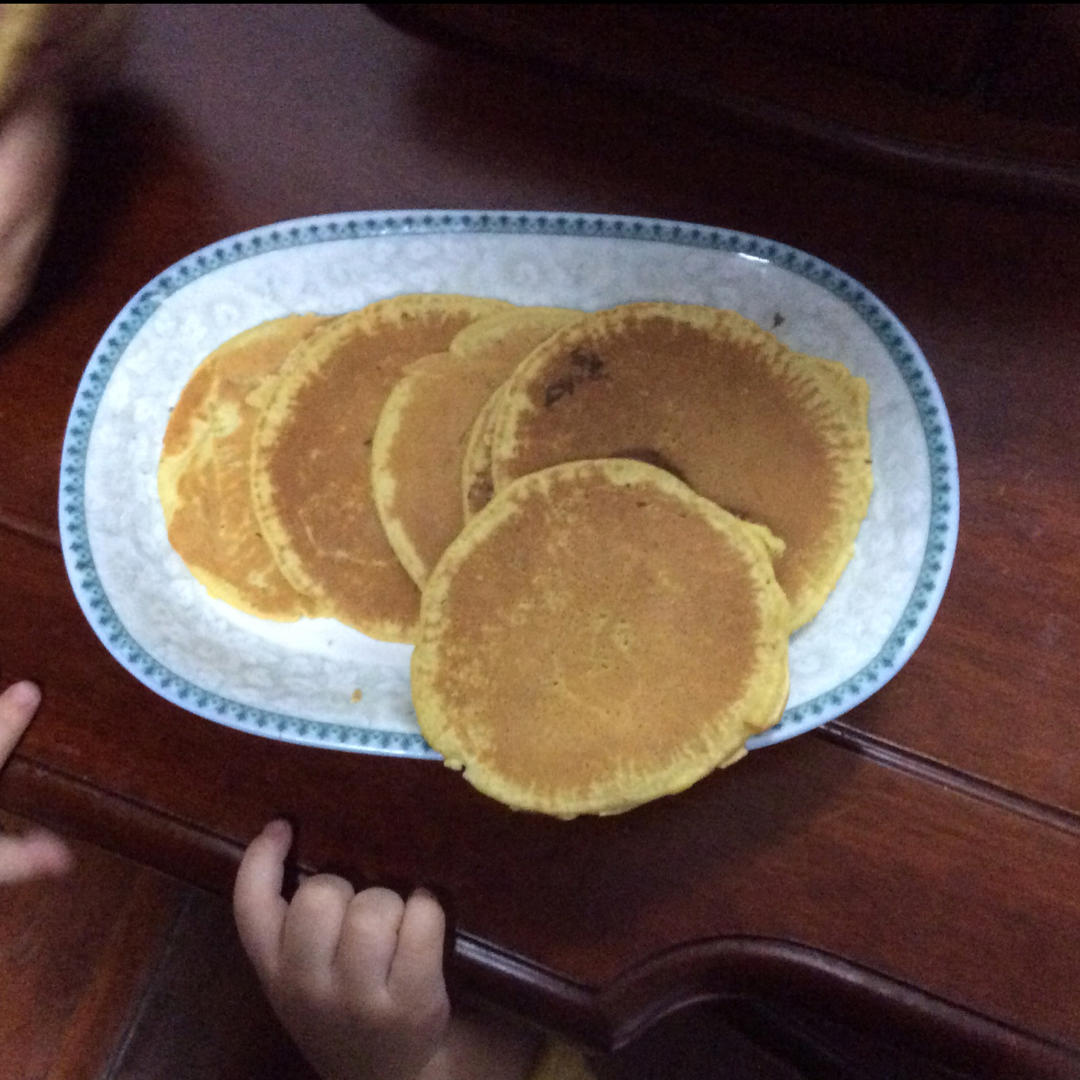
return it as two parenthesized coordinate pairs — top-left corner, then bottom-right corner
(336, 886), (406, 998)
(0, 681), (42, 763)
(0, 829), (73, 885)
(233, 819), (292, 981)
(280, 873), (355, 987)
(387, 889), (447, 1006)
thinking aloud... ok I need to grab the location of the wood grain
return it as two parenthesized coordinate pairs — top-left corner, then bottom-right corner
(3, 527), (1080, 1060)
(0, 809), (185, 1080)
(0, 4), (1078, 1070)
(0, 2), (1076, 816)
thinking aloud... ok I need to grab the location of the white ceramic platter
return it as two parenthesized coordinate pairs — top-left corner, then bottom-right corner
(59, 211), (958, 757)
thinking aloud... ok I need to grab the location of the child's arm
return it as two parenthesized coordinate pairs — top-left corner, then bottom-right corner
(0, 681), (73, 884)
(0, 4), (133, 331)
(0, 85), (66, 330)
(234, 819), (451, 1080)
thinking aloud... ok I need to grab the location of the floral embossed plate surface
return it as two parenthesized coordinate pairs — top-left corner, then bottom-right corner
(59, 211), (958, 758)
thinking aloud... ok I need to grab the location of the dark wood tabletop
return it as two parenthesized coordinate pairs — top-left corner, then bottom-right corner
(1, 6), (1078, 1077)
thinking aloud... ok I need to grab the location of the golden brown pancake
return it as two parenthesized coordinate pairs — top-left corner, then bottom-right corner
(411, 459), (790, 817)
(250, 294), (512, 642)
(158, 315), (327, 620)
(814, 355), (872, 421)
(372, 307), (579, 587)
(491, 303), (872, 630)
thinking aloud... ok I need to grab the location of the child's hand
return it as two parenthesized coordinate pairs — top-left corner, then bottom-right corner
(0, 681), (73, 884)
(0, 4), (134, 331)
(0, 86), (67, 331)
(234, 820), (451, 1080)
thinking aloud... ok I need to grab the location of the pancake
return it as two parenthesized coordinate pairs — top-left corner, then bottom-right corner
(250, 294), (512, 642)
(372, 307), (579, 586)
(490, 303), (872, 630)
(158, 314), (327, 620)
(461, 381), (506, 520)
(411, 459), (790, 817)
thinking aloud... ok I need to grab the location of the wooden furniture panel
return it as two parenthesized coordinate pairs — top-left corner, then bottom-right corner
(0, 5), (1077, 1074)
(0, 809), (185, 1080)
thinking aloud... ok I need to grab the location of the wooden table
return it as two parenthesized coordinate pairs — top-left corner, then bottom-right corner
(1, 7), (1078, 1076)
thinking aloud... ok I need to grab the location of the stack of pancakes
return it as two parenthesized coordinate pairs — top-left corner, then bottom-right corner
(160, 296), (872, 817)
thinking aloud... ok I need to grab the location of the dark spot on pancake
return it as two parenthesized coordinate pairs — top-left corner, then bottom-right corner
(569, 348), (606, 380)
(545, 350), (608, 407)
(468, 476), (494, 512)
(544, 377), (576, 407)
(612, 448), (690, 486)
(363, 436), (373, 447)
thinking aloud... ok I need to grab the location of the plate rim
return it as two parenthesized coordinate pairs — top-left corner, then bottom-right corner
(58, 208), (959, 756)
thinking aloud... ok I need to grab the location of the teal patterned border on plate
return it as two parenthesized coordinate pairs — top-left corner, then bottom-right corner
(59, 210), (959, 756)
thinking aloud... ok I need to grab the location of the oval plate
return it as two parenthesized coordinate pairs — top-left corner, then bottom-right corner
(59, 211), (958, 757)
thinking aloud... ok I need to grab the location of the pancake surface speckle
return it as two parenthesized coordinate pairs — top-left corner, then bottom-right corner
(491, 303), (872, 629)
(411, 459), (790, 817)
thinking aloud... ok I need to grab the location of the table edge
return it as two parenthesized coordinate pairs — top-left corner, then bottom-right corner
(1, 754), (1076, 1076)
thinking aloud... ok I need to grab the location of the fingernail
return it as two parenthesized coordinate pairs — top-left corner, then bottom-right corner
(264, 818), (292, 842)
(7, 681), (41, 709)
(24, 830), (74, 874)
(43, 842), (75, 875)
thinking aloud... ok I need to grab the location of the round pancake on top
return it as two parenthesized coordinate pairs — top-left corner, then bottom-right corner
(371, 307), (579, 587)
(250, 294), (512, 642)
(411, 459), (790, 818)
(158, 314), (327, 620)
(490, 303), (872, 630)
